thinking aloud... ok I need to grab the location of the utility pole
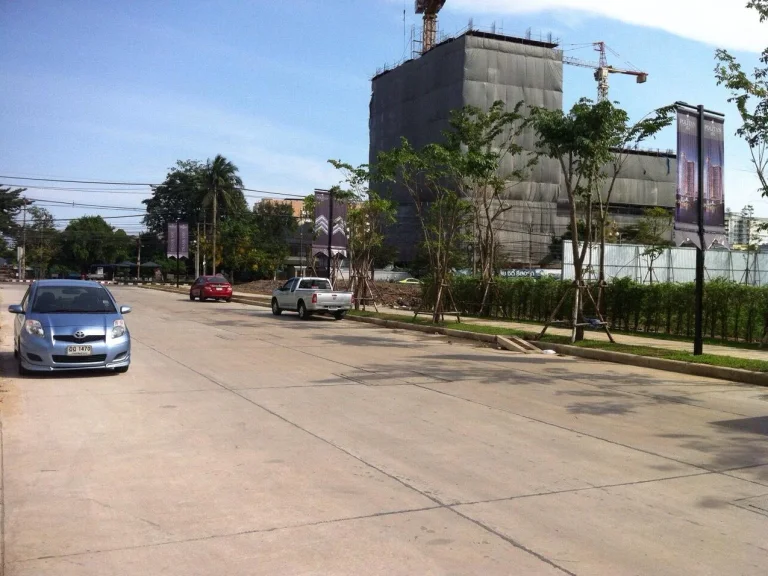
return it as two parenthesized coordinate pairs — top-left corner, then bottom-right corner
(39, 224), (44, 280)
(202, 223), (207, 276)
(195, 222), (200, 279)
(21, 202), (27, 281)
(175, 220), (181, 289)
(137, 235), (141, 281)
(299, 215), (304, 278)
(212, 185), (218, 276)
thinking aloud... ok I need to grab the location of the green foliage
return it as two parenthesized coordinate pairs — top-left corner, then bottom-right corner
(441, 101), (533, 312)
(201, 154), (246, 274)
(527, 99), (673, 338)
(200, 155), (247, 216)
(377, 138), (474, 322)
(636, 207), (674, 284)
(143, 160), (207, 234)
(26, 206), (58, 277)
(251, 201), (297, 278)
(0, 186), (29, 238)
(329, 159), (398, 304)
(218, 201), (297, 280)
(714, 1), (768, 198)
(60, 216), (126, 272)
(439, 276), (768, 344)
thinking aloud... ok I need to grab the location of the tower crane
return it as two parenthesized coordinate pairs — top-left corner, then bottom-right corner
(562, 42), (648, 101)
(415, 0), (447, 54)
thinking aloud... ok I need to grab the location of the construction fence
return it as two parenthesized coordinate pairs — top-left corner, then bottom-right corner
(562, 241), (768, 286)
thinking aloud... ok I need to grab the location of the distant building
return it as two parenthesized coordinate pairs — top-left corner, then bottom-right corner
(370, 27), (675, 264)
(725, 207), (768, 246)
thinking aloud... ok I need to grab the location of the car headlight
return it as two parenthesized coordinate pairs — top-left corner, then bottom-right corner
(25, 319), (45, 338)
(112, 319), (126, 338)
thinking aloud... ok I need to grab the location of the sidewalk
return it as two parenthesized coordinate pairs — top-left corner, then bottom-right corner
(232, 290), (767, 362)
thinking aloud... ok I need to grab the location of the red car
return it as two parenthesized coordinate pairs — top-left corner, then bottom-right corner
(189, 276), (233, 302)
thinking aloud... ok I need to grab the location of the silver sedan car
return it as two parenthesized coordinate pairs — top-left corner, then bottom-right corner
(9, 280), (132, 375)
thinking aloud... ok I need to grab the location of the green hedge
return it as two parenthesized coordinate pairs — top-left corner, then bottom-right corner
(429, 276), (768, 343)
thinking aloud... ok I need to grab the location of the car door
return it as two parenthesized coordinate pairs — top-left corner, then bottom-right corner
(277, 279), (296, 309)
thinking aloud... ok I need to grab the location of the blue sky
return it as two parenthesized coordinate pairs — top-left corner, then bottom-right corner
(0, 0), (765, 233)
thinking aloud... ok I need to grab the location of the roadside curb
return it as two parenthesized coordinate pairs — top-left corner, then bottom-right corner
(136, 284), (768, 386)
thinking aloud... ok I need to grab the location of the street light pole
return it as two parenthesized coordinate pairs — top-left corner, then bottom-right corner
(693, 105), (706, 356)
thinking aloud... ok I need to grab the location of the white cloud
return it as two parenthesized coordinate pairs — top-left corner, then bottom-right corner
(447, 0), (766, 52)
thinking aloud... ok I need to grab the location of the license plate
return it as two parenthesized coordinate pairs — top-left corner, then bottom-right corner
(67, 345), (92, 356)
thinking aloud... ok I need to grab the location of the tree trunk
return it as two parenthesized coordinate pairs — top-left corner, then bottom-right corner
(212, 193), (218, 276)
(433, 277), (444, 324)
(571, 286), (580, 343)
(597, 209), (606, 312)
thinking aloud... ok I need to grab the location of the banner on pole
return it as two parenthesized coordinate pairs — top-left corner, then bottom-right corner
(674, 108), (726, 248)
(312, 189), (347, 257)
(166, 222), (189, 258)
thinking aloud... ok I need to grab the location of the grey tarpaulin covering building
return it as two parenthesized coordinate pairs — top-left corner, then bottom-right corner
(370, 28), (676, 263)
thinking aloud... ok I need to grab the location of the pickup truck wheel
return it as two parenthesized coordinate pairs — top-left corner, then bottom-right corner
(298, 301), (310, 320)
(333, 311), (346, 320)
(271, 299), (282, 315)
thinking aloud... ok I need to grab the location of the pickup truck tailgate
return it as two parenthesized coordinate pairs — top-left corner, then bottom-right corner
(314, 292), (352, 308)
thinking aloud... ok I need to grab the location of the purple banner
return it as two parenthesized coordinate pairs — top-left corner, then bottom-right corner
(166, 222), (189, 258)
(312, 189), (348, 257)
(674, 109), (726, 248)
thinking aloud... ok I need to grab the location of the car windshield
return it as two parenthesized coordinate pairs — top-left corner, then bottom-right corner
(31, 285), (117, 314)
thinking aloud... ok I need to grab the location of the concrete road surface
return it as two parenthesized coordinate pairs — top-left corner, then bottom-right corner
(1, 283), (767, 575)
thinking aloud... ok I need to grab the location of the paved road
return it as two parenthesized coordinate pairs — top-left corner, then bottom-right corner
(1, 284), (767, 575)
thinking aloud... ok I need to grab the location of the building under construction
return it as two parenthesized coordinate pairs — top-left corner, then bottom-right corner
(370, 7), (675, 265)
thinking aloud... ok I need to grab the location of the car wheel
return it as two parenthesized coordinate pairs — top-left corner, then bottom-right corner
(333, 311), (346, 321)
(189, 293), (195, 301)
(298, 301), (310, 320)
(114, 365), (129, 374)
(272, 299), (282, 316)
(200, 296), (207, 302)
(225, 298), (232, 303)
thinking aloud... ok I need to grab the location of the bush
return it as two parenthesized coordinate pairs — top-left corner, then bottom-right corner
(431, 276), (768, 343)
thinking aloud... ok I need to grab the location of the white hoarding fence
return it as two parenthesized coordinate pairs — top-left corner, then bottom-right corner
(562, 241), (768, 285)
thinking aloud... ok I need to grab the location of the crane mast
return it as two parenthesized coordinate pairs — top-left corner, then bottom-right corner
(415, 0), (447, 54)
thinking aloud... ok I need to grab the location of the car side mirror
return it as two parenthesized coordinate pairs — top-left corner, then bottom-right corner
(120, 306), (132, 314)
(8, 305), (23, 314)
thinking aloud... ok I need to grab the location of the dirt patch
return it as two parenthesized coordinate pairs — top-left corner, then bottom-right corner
(235, 279), (422, 308)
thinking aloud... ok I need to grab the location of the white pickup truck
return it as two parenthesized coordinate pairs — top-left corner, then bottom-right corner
(271, 277), (353, 320)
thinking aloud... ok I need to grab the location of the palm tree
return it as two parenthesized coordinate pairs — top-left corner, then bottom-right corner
(200, 155), (244, 275)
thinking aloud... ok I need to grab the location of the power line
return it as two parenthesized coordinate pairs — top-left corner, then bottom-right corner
(0, 174), (310, 198)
